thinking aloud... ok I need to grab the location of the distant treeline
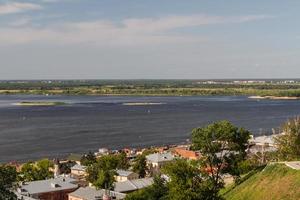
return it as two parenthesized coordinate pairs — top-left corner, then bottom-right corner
(1, 80), (300, 96)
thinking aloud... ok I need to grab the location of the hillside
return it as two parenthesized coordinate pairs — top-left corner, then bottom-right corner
(223, 164), (300, 200)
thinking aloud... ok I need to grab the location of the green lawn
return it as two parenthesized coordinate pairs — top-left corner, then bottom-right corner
(223, 164), (300, 200)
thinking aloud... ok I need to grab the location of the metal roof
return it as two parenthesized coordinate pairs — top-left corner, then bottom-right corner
(146, 152), (174, 163)
(114, 178), (153, 193)
(69, 187), (126, 200)
(116, 169), (137, 177)
(18, 177), (78, 195)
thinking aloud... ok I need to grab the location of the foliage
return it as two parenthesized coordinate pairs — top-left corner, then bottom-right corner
(80, 151), (97, 166)
(3, 80), (300, 97)
(0, 165), (17, 200)
(19, 159), (54, 182)
(275, 117), (300, 161)
(132, 155), (147, 178)
(87, 153), (129, 189)
(93, 169), (116, 190)
(192, 121), (250, 194)
(162, 159), (209, 200)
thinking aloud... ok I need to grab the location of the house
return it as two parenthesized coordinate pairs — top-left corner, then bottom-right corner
(115, 170), (139, 182)
(71, 164), (87, 177)
(248, 134), (278, 154)
(67, 154), (83, 165)
(173, 147), (200, 160)
(68, 187), (126, 200)
(114, 178), (153, 193)
(17, 177), (78, 200)
(146, 152), (174, 169)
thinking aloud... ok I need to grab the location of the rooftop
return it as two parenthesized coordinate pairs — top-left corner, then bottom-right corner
(116, 169), (137, 177)
(71, 164), (87, 171)
(146, 152), (174, 163)
(69, 187), (126, 200)
(114, 178), (153, 193)
(18, 177), (78, 195)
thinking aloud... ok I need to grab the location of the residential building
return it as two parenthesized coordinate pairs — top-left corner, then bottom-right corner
(173, 147), (200, 160)
(71, 164), (87, 177)
(146, 152), (174, 169)
(115, 170), (139, 182)
(17, 177), (78, 200)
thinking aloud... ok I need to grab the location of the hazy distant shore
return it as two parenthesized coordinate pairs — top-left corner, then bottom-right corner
(13, 101), (67, 106)
(249, 96), (300, 100)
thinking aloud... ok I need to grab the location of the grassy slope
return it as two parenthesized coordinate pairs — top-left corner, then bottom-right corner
(223, 164), (300, 200)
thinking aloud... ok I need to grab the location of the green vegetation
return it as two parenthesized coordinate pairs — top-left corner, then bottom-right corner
(223, 164), (300, 200)
(0, 165), (17, 200)
(132, 155), (147, 178)
(275, 117), (300, 161)
(19, 159), (54, 182)
(127, 121), (250, 200)
(2, 80), (300, 97)
(86, 153), (129, 190)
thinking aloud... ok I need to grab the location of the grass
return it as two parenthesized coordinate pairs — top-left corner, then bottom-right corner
(223, 164), (300, 200)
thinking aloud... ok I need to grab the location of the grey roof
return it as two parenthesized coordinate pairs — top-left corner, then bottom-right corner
(18, 177), (78, 195)
(114, 178), (153, 193)
(69, 187), (126, 200)
(116, 169), (137, 177)
(146, 152), (174, 163)
(71, 164), (87, 171)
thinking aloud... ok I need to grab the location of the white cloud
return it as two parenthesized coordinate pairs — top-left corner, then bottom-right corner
(0, 14), (271, 46)
(0, 2), (42, 15)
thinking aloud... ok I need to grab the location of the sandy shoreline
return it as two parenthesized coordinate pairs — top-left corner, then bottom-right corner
(249, 96), (300, 100)
(13, 101), (66, 106)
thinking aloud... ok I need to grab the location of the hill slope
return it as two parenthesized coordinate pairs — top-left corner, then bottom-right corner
(223, 164), (300, 200)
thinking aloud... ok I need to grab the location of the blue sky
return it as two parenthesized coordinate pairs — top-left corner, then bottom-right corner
(0, 0), (299, 79)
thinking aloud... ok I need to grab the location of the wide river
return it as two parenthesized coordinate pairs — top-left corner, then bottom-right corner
(0, 95), (300, 163)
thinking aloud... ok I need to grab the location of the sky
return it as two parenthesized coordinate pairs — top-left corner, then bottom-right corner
(0, 0), (299, 79)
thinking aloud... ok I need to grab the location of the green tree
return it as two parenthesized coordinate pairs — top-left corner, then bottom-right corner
(93, 169), (116, 190)
(36, 159), (54, 180)
(19, 159), (53, 181)
(0, 165), (17, 200)
(80, 151), (97, 166)
(192, 120), (250, 195)
(275, 117), (300, 160)
(116, 152), (130, 169)
(162, 159), (205, 200)
(132, 155), (147, 178)
(87, 154), (128, 189)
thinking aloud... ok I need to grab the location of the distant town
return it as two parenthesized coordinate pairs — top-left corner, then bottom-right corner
(2, 118), (300, 200)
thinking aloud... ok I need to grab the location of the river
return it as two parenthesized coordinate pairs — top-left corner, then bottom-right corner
(0, 95), (299, 163)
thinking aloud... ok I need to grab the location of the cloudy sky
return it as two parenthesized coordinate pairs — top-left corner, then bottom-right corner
(0, 0), (299, 79)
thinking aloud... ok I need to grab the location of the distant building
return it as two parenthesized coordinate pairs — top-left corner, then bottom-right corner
(248, 135), (278, 154)
(71, 164), (87, 178)
(115, 170), (139, 182)
(68, 187), (126, 200)
(17, 177), (78, 200)
(146, 152), (174, 169)
(173, 147), (200, 160)
(67, 154), (83, 165)
(114, 178), (153, 193)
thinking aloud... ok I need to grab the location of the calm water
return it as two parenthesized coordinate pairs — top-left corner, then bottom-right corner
(0, 95), (300, 163)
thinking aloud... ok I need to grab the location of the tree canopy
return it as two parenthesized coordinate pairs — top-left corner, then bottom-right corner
(275, 117), (300, 161)
(0, 165), (17, 200)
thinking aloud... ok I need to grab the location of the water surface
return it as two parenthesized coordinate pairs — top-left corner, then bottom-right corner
(0, 95), (299, 163)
